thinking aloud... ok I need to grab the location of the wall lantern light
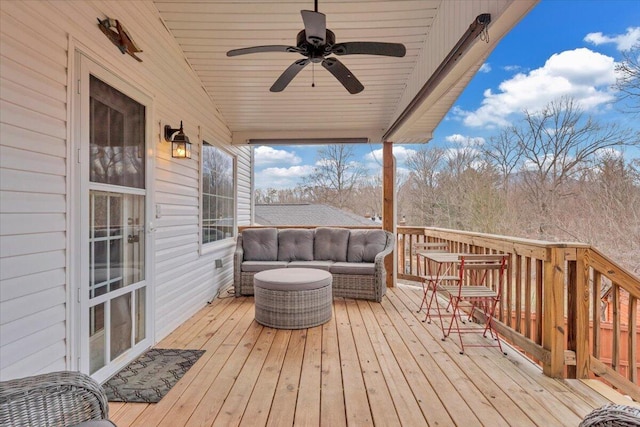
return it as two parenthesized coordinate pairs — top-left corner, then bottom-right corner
(164, 121), (192, 159)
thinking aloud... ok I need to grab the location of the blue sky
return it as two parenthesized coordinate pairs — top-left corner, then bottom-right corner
(255, 0), (640, 190)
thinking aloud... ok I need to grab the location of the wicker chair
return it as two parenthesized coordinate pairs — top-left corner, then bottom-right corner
(579, 404), (640, 427)
(0, 370), (116, 427)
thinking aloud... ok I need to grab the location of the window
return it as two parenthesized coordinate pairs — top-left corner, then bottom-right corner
(202, 142), (235, 244)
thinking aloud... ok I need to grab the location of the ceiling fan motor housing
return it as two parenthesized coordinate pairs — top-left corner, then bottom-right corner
(297, 29), (335, 62)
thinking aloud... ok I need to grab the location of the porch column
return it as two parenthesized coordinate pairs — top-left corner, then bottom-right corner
(382, 141), (396, 287)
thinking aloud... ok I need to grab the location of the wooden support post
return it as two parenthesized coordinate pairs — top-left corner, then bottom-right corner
(382, 141), (395, 288)
(542, 247), (565, 378)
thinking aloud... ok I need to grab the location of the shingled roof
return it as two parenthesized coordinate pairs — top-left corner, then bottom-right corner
(255, 204), (378, 226)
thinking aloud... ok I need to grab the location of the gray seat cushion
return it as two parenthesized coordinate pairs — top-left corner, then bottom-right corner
(330, 262), (375, 275)
(242, 228), (278, 261)
(241, 261), (288, 272)
(278, 229), (314, 261)
(314, 227), (350, 261)
(254, 268), (332, 291)
(288, 260), (334, 271)
(347, 229), (387, 262)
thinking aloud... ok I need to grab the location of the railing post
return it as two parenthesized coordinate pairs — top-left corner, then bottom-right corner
(575, 248), (590, 378)
(543, 247), (565, 378)
(567, 248), (590, 379)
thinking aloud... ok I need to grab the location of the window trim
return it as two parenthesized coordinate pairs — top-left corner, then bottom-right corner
(199, 139), (237, 255)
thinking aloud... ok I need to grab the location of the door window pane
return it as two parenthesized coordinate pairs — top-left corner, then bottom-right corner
(110, 294), (132, 360)
(89, 192), (145, 298)
(90, 76), (145, 189)
(90, 303), (105, 374)
(135, 287), (146, 344)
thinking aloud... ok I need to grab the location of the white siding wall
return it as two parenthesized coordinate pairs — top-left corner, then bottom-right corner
(0, 1), (252, 380)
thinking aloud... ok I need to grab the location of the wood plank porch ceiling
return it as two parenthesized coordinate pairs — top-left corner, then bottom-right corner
(109, 284), (612, 426)
(153, 1), (536, 144)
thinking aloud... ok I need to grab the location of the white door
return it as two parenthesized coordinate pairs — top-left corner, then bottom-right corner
(74, 54), (154, 382)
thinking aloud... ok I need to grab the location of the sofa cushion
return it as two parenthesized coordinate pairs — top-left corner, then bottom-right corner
(314, 227), (350, 261)
(278, 229), (314, 261)
(330, 262), (375, 275)
(288, 260), (333, 271)
(241, 261), (288, 272)
(347, 229), (387, 262)
(242, 228), (278, 261)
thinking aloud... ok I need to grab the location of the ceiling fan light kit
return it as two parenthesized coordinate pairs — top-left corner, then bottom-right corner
(226, 2), (406, 94)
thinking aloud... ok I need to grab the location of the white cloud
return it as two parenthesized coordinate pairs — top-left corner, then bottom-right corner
(594, 147), (623, 160)
(254, 146), (301, 166)
(443, 147), (485, 169)
(504, 65), (522, 72)
(459, 48), (617, 128)
(585, 27), (640, 51)
(255, 165), (315, 189)
(445, 134), (486, 146)
(479, 63), (492, 73)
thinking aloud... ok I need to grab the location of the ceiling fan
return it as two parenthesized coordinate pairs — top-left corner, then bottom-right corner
(226, 0), (406, 94)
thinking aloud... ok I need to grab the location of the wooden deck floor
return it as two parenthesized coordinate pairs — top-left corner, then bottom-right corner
(109, 284), (618, 426)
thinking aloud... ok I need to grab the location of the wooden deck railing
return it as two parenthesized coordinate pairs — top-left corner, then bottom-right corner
(396, 226), (640, 400)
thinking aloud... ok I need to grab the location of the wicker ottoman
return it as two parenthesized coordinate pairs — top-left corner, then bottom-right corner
(253, 268), (332, 329)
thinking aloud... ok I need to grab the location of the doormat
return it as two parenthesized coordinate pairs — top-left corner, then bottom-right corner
(103, 348), (205, 403)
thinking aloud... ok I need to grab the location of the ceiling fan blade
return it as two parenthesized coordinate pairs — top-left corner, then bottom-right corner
(321, 58), (364, 94)
(227, 45), (301, 57)
(270, 58), (310, 92)
(301, 10), (326, 46)
(331, 42), (406, 57)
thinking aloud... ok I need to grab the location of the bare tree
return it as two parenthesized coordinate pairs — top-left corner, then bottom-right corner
(483, 129), (524, 190)
(513, 96), (636, 238)
(437, 148), (504, 232)
(403, 146), (445, 225)
(303, 145), (367, 209)
(351, 176), (382, 218)
(570, 153), (640, 274)
(614, 43), (640, 115)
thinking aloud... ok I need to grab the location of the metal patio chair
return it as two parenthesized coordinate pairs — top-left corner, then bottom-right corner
(442, 253), (509, 355)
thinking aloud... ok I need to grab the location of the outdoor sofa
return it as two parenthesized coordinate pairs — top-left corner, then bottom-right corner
(234, 227), (395, 302)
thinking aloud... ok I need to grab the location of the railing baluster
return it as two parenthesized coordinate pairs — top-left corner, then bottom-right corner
(505, 253), (513, 327)
(629, 295), (638, 383)
(536, 259), (543, 346)
(612, 283), (620, 373)
(525, 257), (532, 340)
(567, 258), (578, 379)
(515, 254), (522, 333)
(593, 270), (602, 359)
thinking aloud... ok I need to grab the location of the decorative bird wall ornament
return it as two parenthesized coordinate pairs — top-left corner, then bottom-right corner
(97, 17), (143, 62)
